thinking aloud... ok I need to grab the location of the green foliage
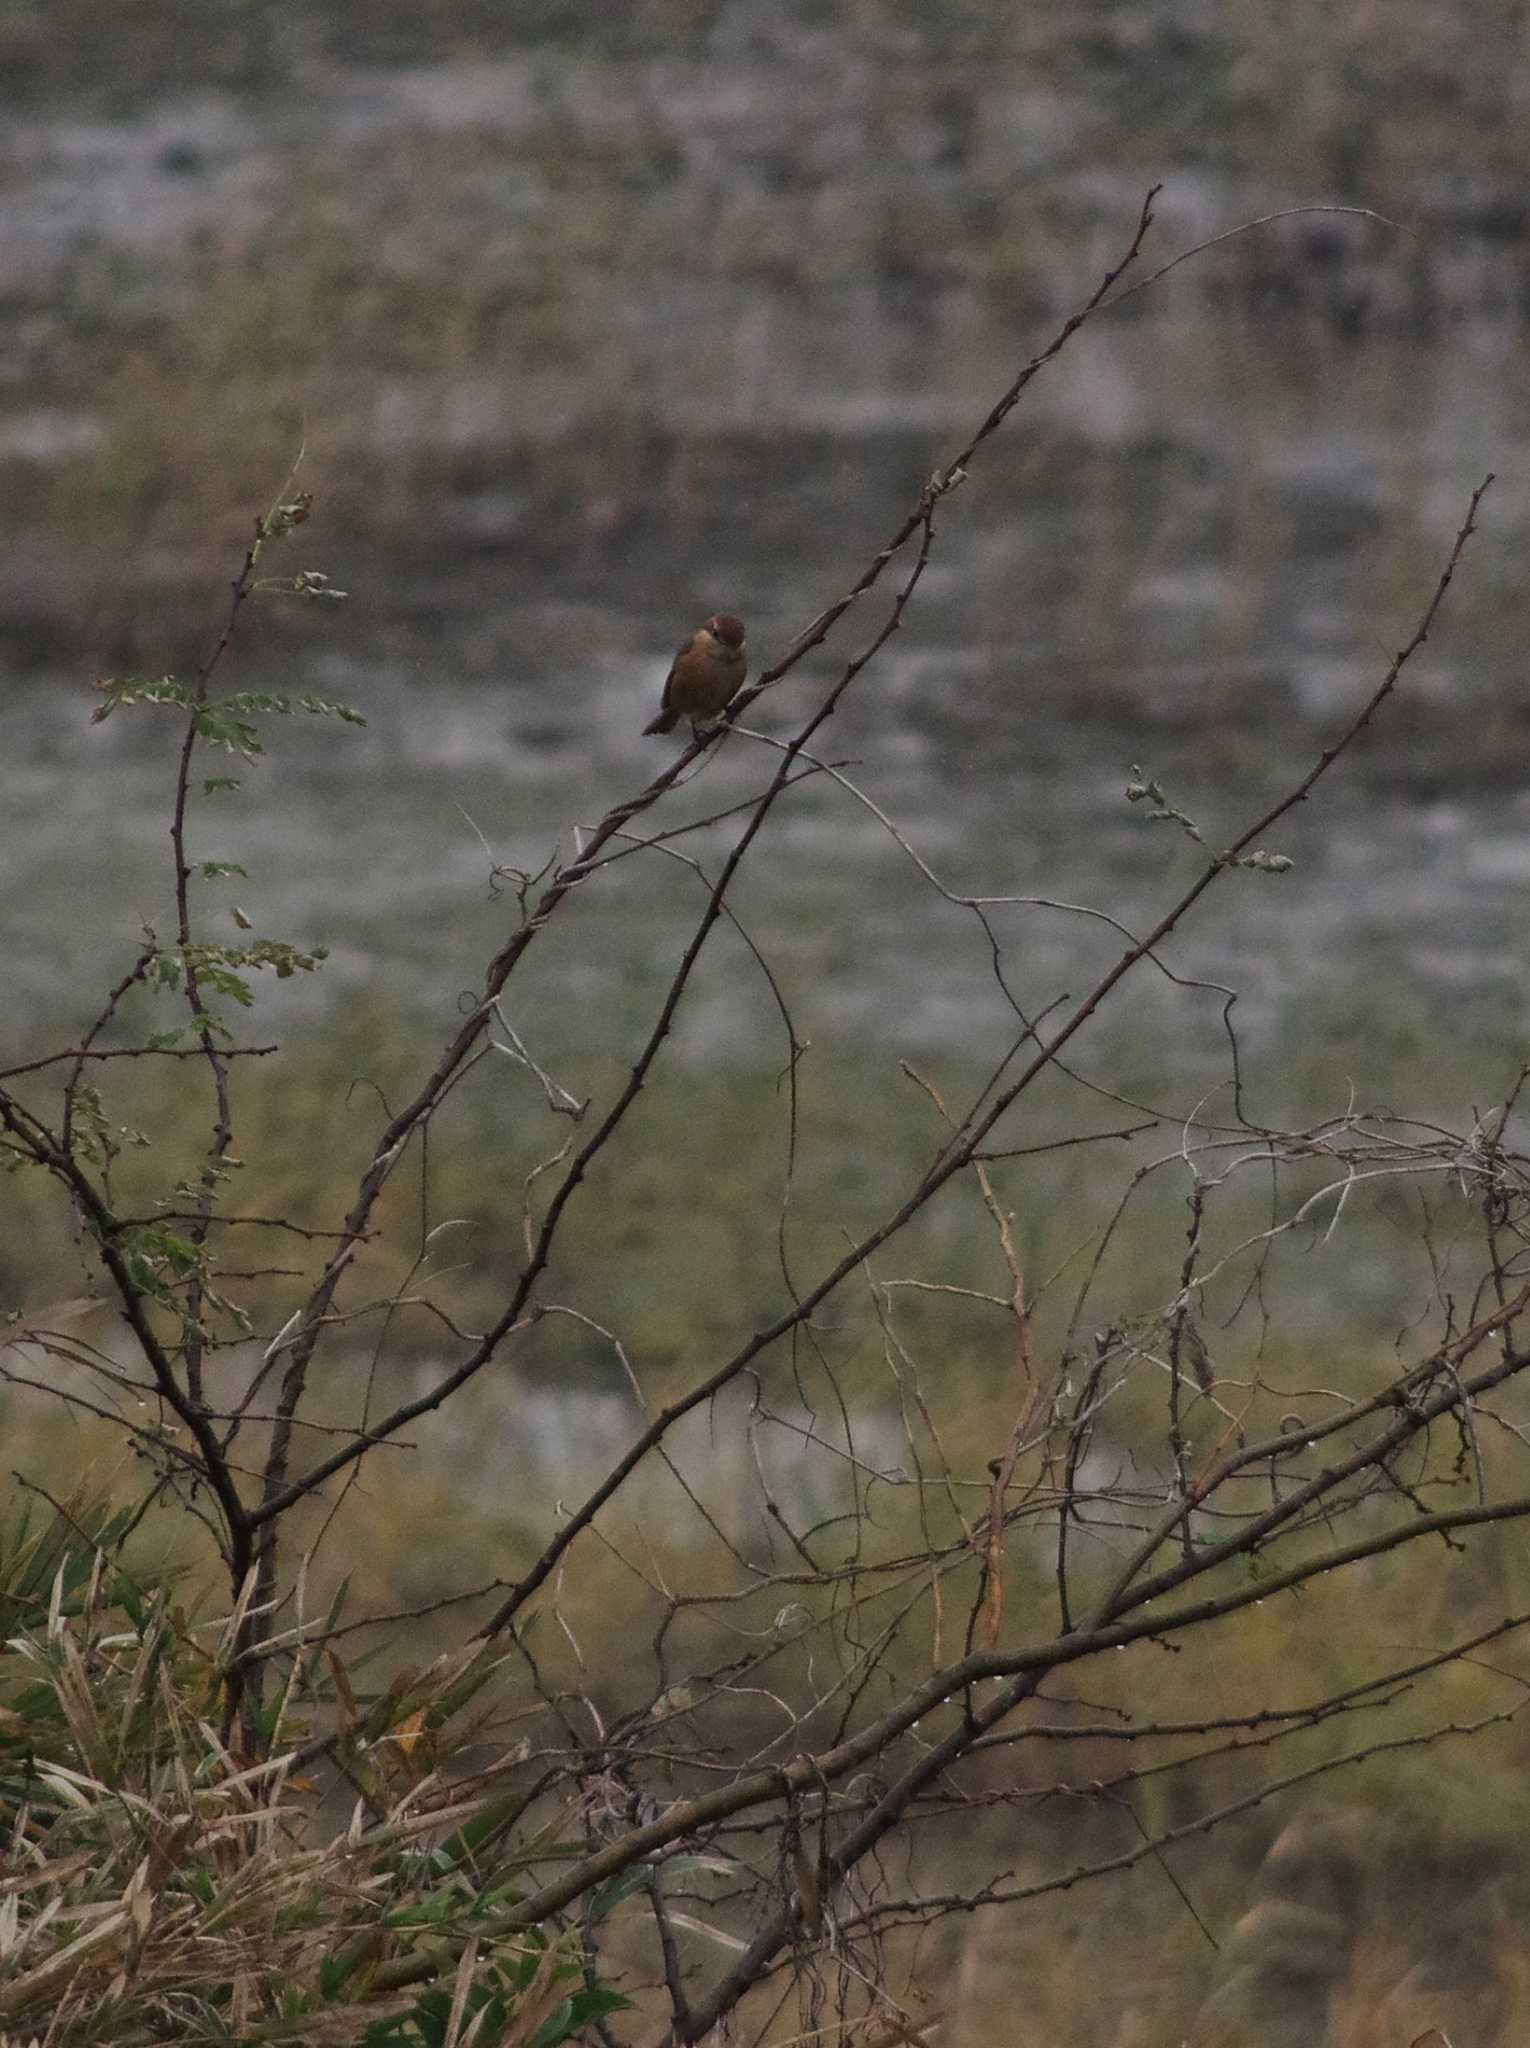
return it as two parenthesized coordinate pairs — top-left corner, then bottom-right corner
(1127, 764), (1293, 874)
(112, 1219), (207, 1297)
(355, 1950), (630, 2048)
(192, 688), (365, 753)
(0, 1486), (165, 1650)
(65, 1082), (151, 1170)
(170, 937), (330, 996)
(89, 672), (194, 721)
(91, 673), (365, 753)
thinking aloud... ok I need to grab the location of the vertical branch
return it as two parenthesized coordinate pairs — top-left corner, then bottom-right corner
(646, 1871), (693, 2039)
(163, 479), (311, 1731)
(1479, 1064), (1530, 1357)
(1055, 1330), (1115, 1634)
(1166, 1183), (1207, 1566)
(170, 503), (283, 1403)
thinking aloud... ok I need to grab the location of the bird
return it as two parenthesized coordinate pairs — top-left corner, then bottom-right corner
(643, 614), (747, 736)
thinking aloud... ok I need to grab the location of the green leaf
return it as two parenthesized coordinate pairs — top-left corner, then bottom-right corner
(584, 1863), (656, 1922)
(66, 1084), (150, 1168)
(527, 1996), (582, 2048)
(213, 688), (366, 729)
(439, 1790), (533, 1865)
(565, 1984), (634, 2025)
(90, 674), (193, 724)
(319, 1949), (356, 1998)
(192, 705), (264, 754)
(159, 941), (330, 1026)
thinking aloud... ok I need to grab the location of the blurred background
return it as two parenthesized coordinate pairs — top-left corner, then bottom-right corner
(5, 6), (1530, 2041)
(5, 0), (1529, 1073)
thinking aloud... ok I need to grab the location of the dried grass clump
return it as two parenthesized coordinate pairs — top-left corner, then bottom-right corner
(0, 1492), (624, 2046)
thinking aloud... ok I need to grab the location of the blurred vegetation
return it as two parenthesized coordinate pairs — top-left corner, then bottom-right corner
(5, 0), (1528, 151)
(3, 0), (1529, 771)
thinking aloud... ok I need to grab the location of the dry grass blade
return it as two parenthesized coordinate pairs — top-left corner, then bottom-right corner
(0, 1515), (611, 2044)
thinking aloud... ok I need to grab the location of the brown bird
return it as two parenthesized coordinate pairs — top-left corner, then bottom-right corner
(643, 614), (747, 736)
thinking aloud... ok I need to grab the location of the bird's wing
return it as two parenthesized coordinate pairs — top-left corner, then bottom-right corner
(661, 632), (698, 708)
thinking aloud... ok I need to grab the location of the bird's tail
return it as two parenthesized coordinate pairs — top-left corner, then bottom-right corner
(643, 709), (678, 736)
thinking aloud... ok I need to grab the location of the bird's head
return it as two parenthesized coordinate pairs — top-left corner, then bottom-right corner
(706, 614), (746, 649)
